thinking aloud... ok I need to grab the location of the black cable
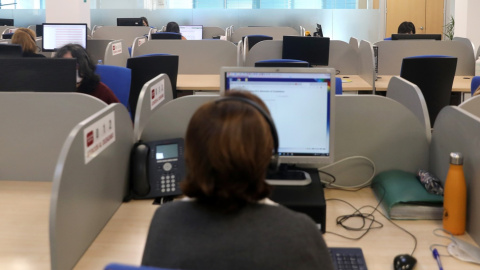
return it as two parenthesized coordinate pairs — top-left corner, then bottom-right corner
(318, 169), (336, 185)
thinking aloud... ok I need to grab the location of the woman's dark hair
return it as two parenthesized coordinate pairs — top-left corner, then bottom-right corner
(181, 90), (273, 212)
(398, 21), (416, 34)
(141, 16), (149, 26)
(54, 43), (100, 94)
(165, 21), (180, 33)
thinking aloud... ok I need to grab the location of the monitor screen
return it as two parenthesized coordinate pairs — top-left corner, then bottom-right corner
(0, 44), (22, 58)
(117, 18), (143, 26)
(0, 58), (77, 92)
(179, 25), (203, 40)
(316, 24), (324, 37)
(391, 34), (442, 40)
(220, 67), (335, 166)
(42, 23), (87, 52)
(0, 18), (13, 26)
(282, 36), (330, 66)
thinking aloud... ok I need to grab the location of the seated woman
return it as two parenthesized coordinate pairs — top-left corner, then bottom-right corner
(141, 91), (334, 270)
(54, 44), (119, 105)
(11, 28), (45, 58)
(398, 21), (416, 34)
(165, 21), (187, 40)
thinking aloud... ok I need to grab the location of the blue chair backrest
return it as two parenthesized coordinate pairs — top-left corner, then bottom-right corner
(243, 35), (273, 50)
(96, 65), (132, 112)
(105, 263), (172, 270)
(335, 77), (343, 95)
(471, 76), (480, 96)
(151, 32), (182, 40)
(384, 37), (392, 41)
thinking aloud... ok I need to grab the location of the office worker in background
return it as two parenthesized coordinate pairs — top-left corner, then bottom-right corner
(141, 16), (149, 27)
(54, 44), (119, 105)
(398, 21), (416, 34)
(165, 21), (187, 40)
(142, 90), (334, 270)
(11, 28), (45, 58)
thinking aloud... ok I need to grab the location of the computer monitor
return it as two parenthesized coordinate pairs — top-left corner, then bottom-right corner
(42, 23), (87, 52)
(0, 44), (22, 58)
(315, 24), (324, 37)
(282, 36), (330, 66)
(220, 67), (335, 174)
(35, 24), (43, 37)
(0, 18), (14, 26)
(117, 18), (143, 26)
(391, 34), (442, 40)
(179, 25), (203, 40)
(0, 58), (77, 92)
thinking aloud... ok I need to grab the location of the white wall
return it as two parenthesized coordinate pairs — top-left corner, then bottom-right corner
(45, 0), (90, 27)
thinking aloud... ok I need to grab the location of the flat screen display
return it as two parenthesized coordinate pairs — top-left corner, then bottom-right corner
(0, 18), (13, 26)
(156, 144), (178, 160)
(282, 36), (330, 66)
(42, 23), (87, 52)
(117, 18), (143, 26)
(179, 25), (203, 40)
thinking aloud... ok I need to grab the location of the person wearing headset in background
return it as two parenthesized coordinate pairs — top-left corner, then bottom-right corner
(142, 90), (334, 270)
(11, 28), (45, 58)
(54, 44), (119, 105)
(140, 16), (149, 27)
(397, 21), (416, 34)
(165, 21), (187, 40)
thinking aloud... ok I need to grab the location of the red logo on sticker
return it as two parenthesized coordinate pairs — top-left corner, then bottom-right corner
(113, 45), (116, 50)
(151, 89), (155, 99)
(86, 131), (94, 147)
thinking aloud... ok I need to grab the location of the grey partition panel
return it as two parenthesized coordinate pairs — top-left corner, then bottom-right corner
(329, 40), (359, 74)
(134, 74), (174, 141)
(49, 104), (134, 270)
(133, 40), (237, 74)
(453, 37), (475, 57)
(140, 95), (218, 142)
(349, 37), (359, 48)
(429, 106), (480, 246)
(0, 93), (106, 181)
(203, 26), (225, 39)
(230, 27), (299, 43)
(87, 39), (114, 64)
(91, 26), (152, 48)
(358, 40), (375, 90)
(244, 40), (282, 67)
(374, 40), (475, 76)
(386, 76), (431, 142)
(332, 95), (429, 187)
(459, 95), (480, 117)
(104, 39), (130, 67)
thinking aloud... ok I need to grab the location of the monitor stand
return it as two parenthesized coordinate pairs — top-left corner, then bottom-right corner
(266, 164), (312, 186)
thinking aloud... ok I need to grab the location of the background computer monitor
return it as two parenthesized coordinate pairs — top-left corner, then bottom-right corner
(117, 18), (143, 26)
(391, 34), (442, 40)
(0, 18), (14, 26)
(179, 25), (203, 40)
(220, 67), (335, 167)
(42, 23), (87, 52)
(282, 36), (330, 66)
(35, 24), (43, 37)
(0, 44), (22, 58)
(315, 24), (324, 37)
(0, 58), (77, 92)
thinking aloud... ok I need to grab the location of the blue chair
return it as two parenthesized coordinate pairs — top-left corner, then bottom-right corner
(384, 37), (392, 40)
(335, 77), (343, 95)
(243, 35), (273, 51)
(104, 263), (172, 270)
(471, 76), (480, 96)
(96, 65), (132, 112)
(151, 32), (182, 40)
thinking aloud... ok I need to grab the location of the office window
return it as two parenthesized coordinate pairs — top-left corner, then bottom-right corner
(168, 0), (193, 8)
(193, 0), (224, 8)
(0, 0), (17, 9)
(322, 0), (357, 9)
(259, 0), (291, 9)
(226, 0), (252, 9)
(292, 0), (322, 8)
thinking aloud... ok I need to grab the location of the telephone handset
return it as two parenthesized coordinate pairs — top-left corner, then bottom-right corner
(130, 138), (185, 199)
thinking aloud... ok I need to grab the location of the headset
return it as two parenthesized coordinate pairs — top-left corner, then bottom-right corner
(215, 96), (279, 174)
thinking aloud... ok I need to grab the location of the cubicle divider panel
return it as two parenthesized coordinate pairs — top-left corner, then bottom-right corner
(133, 40), (237, 74)
(0, 93), (106, 181)
(104, 39), (130, 67)
(374, 40), (475, 76)
(202, 26), (225, 39)
(329, 40), (359, 75)
(87, 39), (115, 64)
(49, 104), (134, 270)
(358, 40), (375, 90)
(386, 76), (431, 142)
(430, 106), (480, 246)
(140, 95), (218, 142)
(244, 40), (282, 67)
(230, 27), (299, 43)
(91, 26), (152, 48)
(133, 74), (174, 141)
(331, 95), (429, 187)
(459, 95), (480, 117)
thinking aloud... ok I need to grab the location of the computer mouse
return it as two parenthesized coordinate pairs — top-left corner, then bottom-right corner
(393, 254), (417, 270)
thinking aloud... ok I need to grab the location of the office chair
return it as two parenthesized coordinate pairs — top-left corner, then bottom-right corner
(96, 65), (132, 112)
(471, 76), (480, 96)
(400, 55), (457, 127)
(105, 263), (172, 270)
(150, 32), (182, 40)
(126, 54), (179, 119)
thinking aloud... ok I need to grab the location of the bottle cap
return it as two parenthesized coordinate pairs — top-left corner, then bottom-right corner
(450, 152), (463, 165)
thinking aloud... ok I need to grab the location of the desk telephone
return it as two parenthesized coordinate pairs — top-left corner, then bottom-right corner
(130, 138), (185, 199)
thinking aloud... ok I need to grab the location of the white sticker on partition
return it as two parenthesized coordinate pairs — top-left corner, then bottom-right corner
(138, 37), (146, 47)
(150, 79), (165, 110)
(83, 112), (116, 164)
(112, 42), (122, 56)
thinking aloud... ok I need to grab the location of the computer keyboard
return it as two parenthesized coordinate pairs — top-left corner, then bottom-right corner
(329, 247), (368, 270)
(265, 169), (312, 186)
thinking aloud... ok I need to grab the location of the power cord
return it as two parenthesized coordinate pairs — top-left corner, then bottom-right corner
(319, 156), (376, 188)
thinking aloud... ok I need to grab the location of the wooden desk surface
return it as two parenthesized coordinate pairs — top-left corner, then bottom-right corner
(375, 75), (473, 93)
(176, 74), (373, 92)
(4, 181), (479, 270)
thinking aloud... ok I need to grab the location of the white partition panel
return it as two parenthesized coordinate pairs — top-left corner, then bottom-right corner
(244, 40), (282, 67)
(87, 39), (114, 64)
(92, 26), (153, 48)
(50, 104), (134, 270)
(329, 40), (359, 74)
(230, 26), (299, 43)
(430, 106), (480, 246)
(358, 40), (375, 90)
(459, 94), (480, 117)
(0, 93), (106, 181)
(104, 39), (130, 67)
